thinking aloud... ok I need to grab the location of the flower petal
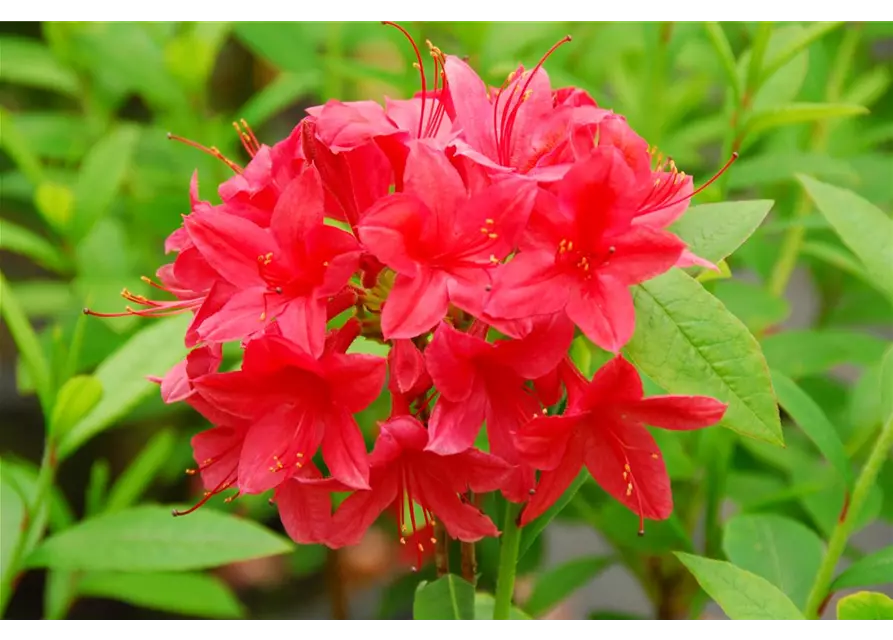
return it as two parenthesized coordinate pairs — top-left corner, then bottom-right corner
(565, 275), (634, 353)
(270, 167), (324, 255)
(519, 440), (584, 526)
(600, 226), (685, 285)
(321, 406), (371, 490)
(329, 469), (399, 547)
(426, 390), (488, 455)
(381, 270), (449, 340)
(618, 395), (727, 430)
(583, 420), (672, 521)
(415, 468), (499, 542)
(185, 210), (270, 288)
(514, 414), (579, 471)
(485, 251), (569, 320)
(275, 472), (334, 545)
(577, 355), (644, 412)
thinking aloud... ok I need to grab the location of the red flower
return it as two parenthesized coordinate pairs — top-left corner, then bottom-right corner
(425, 316), (573, 501)
(444, 48), (608, 181)
(273, 464), (346, 545)
(485, 146), (686, 352)
(193, 322), (386, 492)
(328, 416), (509, 548)
(387, 339), (432, 416)
(358, 141), (536, 339)
(515, 357), (726, 529)
(185, 166), (361, 355)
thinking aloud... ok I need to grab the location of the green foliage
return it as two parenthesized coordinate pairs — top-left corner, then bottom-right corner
(413, 575), (475, 620)
(837, 591), (893, 620)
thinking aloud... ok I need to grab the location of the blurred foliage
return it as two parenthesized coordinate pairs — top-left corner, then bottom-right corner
(1, 21), (892, 620)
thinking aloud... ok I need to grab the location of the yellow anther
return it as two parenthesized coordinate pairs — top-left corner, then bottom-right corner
(417, 543), (425, 552)
(322, 261), (329, 267)
(485, 218), (494, 224)
(651, 453), (659, 460)
(542, 408), (548, 415)
(489, 254), (500, 264)
(488, 233), (498, 239)
(430, 537), (437, 544)
(480, 227), (490, 234)
(626, 483), (633, 496)
(185, 468), (196, 475)
(624, 463), (631, 472)
(566, 241), (574, 251)
(400, 537), (406, 545)
(622, 471), (628, 480)
(296, 453), (304, 458)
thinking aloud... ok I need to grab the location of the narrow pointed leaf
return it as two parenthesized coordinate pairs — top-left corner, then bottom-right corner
(670, 200), (774, 264)
(49, 375), (103, 442)
(832, 547), (893, 591)
(760, 22), (844, 85)
(105, 430), (176, 512)
(413, 575), (475, 620)
(0, 271), (52, 410)
(703, 23), (741, 102)
(0, 220), (69, 273)
(743, 103), (868, 138)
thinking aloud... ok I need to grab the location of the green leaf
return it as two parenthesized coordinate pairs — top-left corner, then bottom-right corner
(518, 470), (588, 559)
(49, 375), (103, 442)
(669, 200), (774, 265)
(13, 112), (93, 162)
(722, 514), (824, 610)
(881, 345), (893, 423)
(761, 330), (887, 379)
(239, 71), (321, 126)
(105, 430), (176, 513)
(413, 575), (475, 620)
(627, 269), (782, 445)
(832, 547), (893, 591)
(0, 470), (27, 589)
(44, 570), (79, 619)
(743, 103), (868, 138)
(85, 459), (111, 517)
(759, 22), (843, 85)
(526, 555), (613, 617)
(675, 552), (804, 620)
(800, 240), (872, 285)
(0, 271), (52, 410)
(711, 280), (789, 334)
(34, 182), (76, 231)
(745, 22), (773, 95)
(473, 592), (530, 620)
(77, 571), (244, 619)
(791, 462), (883, 537)
(0, 108), (44, 185)
(798, 175), (893, 302)
(25, 505), (291, 572)
(233, 23), (320, 74)
(702, 23), (741, 102)
(59, 314), (190, 459)
(71, 125), (140, 240)
(771, 371), (852, 486)
(0, 36), (78, 95)
(0, 220), (68, 273)
(837, 591), (893, 620)
(727, 153), (858, 190)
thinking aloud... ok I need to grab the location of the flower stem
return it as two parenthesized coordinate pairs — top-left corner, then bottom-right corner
(0, 444), (57, 616)
(492, 501), (522, 620)
(804, 414), (893, 619)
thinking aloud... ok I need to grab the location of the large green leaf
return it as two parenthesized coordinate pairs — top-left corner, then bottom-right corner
(759, 22), (843, 85)
(722, 513), (824, 610)
(77, 571), (244, 618)
(798, 175), (893, 302)
(413, 575), (475, 620)
(0, 471), (27, 590)
(669, 200), (774, 264)
(771, 371), (852, 486)
(526, 556), (613, 617)
(0, 36), (79, 95)
(675, 553), (804, 620)
(0, 220), (69, 273)
(761, 330), (887, 379)
(105, 429), (176, 512)
(25, 506), (291, 572)
(626, 269), (782, 445)
(837, 591), (893, 620)
(832, 547), (893, 591)
(0, 271), (52, 410)
(59, 315), (190, 459)
(49, 375), (103, 442)
(473, 593), (530, 620)
(71, 125), (140, 240)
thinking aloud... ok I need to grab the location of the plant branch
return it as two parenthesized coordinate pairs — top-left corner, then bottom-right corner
(492, 501), (522, 620)
(804, 414), (893, 619)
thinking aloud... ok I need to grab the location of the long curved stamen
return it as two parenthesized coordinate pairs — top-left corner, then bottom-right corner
(383, 21), (427, 139)
(172, 473), (234, 517)
(498, 36), (572, 164)
(233, 119), (261, 158)
(167, 133), (243, 174)
(639, 152), (739, 215)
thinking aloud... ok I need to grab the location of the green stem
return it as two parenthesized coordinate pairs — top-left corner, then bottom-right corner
(767, 197), (811, 297)
(492, 501), (522, 620)
(0, 444), (57, 616)
(804, 414), (893, 619)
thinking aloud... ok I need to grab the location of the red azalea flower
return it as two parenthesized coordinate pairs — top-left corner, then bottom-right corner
(328, 416), (509, 549)
(272, 464), (346, 545)
(193, 321), (386, 492)
(594, 115), (738, 270)
(300, 116), (394, 228)
(388, 339), (432, 416)
(515, 356), (727, 529)
(425, 316), (573, 501)
(185, 166), (361, 355)
(443, 46), (608, 181)
(358, 140), (536, 339)
(485, 146), (686, 352)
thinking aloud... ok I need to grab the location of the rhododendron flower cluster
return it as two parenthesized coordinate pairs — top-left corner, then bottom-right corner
(91, 25), (729, 562)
